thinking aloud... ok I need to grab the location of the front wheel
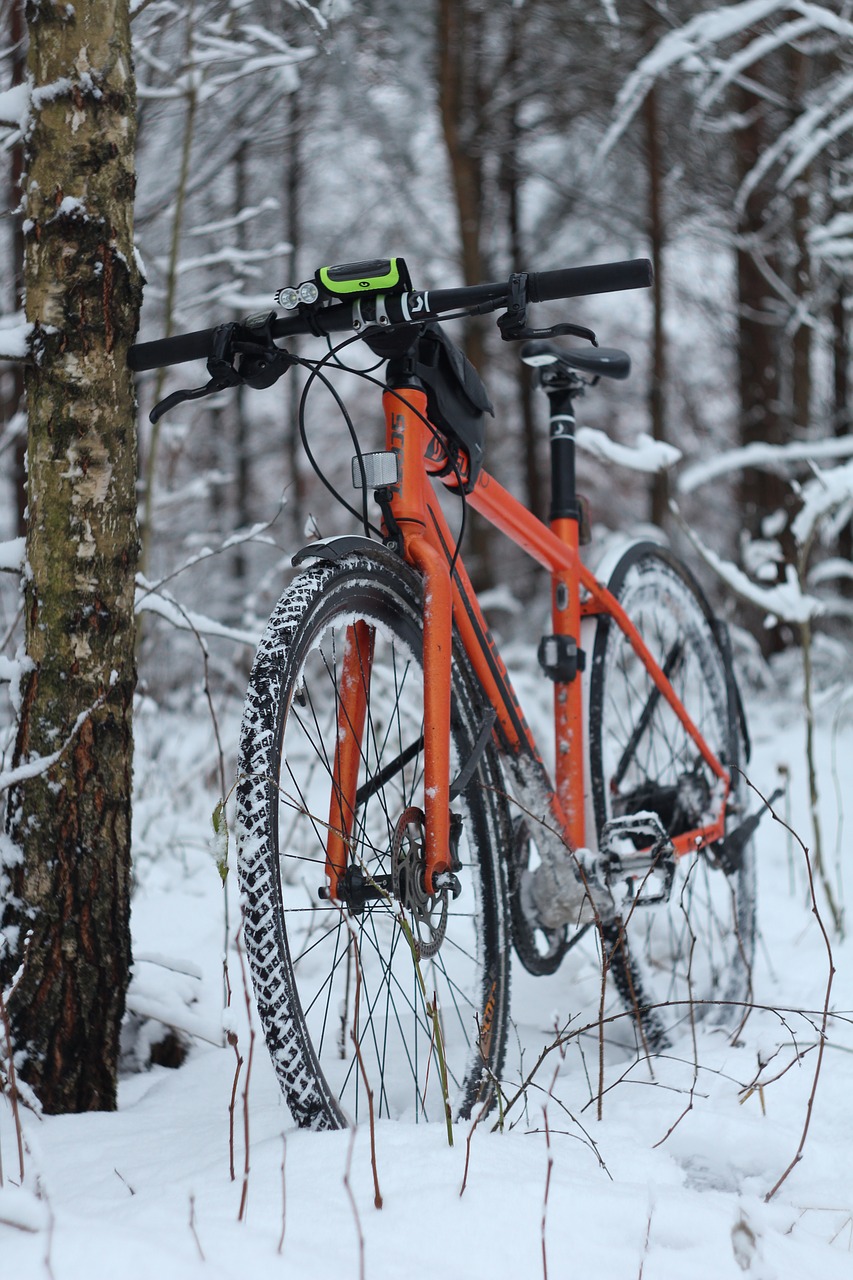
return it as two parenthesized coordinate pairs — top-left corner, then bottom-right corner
(236, 551), (511, 1128)
(588, 543), (755, 1049)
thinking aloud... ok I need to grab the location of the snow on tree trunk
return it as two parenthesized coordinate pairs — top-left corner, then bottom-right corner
(0, 0), (141, 1113)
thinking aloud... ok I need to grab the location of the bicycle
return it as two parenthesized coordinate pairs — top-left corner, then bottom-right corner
(129, 255), (761, 1131)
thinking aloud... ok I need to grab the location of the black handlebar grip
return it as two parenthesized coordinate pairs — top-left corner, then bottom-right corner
(128, 326), (218, 371)
(528, 258), (653, 303)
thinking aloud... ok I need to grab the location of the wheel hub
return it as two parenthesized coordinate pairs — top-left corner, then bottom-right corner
(391, 807), (449, 959)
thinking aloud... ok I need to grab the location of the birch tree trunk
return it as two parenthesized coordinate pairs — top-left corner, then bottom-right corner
(0, 0), (141, 1113)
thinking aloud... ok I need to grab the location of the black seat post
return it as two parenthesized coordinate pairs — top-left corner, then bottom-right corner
(542, 370), (584, 527)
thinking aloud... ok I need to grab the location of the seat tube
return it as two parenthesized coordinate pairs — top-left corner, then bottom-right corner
(547, 383), (586, 848)
(383, 384), (452, 890)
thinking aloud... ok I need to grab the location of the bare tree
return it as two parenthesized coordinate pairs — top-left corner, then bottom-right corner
(1, 0), (141, 1113)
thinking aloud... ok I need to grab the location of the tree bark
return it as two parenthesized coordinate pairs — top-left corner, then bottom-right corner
(788, 45), (812, 436)
(734, 78), (786, 541)
(832, 279), (851, 572)
(499, 11), (542, 527)
(5, 0), (26, 537)
(283, 84), (306, 542)
(436, 0), (486, 373)
(1, 0), (141, 1113)
(436, 0), (495, 586)
(644, 82), (668, 530)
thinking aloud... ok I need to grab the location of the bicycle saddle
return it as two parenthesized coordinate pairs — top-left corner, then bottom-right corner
(521, 339), (631, 380)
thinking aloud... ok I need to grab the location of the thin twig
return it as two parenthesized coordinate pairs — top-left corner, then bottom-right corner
(736, 776), (837, 1202)
(637, 1202), (654, 1280)
(739, 1042), (818, 1102)
(234, 928), (255, 1221)
(277, 1133), (286, 1255)
(541, 1105), (553, 1280)
(343, 1124), (365, 1280)
(653, 866), (701, 1147)
(189, 1194), (205, 1262)
(227, 1032), (243, 1183)
(0, 988), (24, 1184)
(459, 1097), (490, 1197)
(0, 937), (31, 1184)
(347, 924), (383, 1210)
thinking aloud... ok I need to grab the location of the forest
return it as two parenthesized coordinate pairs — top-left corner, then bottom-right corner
(1, 2), (853, 1278)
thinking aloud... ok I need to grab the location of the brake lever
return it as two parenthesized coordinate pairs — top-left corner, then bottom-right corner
(497, 272), (598, 345)
(150, 379), (224, 424)
(511, 320), (598, 343)
(149, 316), (295, 423)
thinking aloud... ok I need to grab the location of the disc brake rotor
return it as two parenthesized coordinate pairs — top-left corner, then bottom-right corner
(391, 806), (448, 959)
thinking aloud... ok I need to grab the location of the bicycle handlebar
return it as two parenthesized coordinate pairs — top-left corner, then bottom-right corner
(127, 257), (653, 373)
(528, 258), (653, 303)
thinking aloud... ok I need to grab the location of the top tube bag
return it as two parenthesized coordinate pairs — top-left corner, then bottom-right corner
(411, 324), (493, 491)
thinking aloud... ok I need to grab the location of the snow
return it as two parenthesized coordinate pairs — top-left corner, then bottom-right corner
(134, 582), (260, 648)
(678, 437), (853, 495)
(0, 537), (25, 572)
(599, 0), (787, 156)
(576, 425), (682, 473)
(2, 655), (852, 1280)
(0, 315), (31, 361)
(0, 81), (31, 133)
(791, 460), (853, 549)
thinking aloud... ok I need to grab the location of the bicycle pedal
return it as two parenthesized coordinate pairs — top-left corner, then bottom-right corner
(594, 813), (675, 908)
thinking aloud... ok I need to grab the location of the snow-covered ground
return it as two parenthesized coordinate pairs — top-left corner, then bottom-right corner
(2, 652), (852, 1280)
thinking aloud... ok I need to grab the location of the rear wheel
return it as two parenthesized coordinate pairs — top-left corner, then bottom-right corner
(236, 551), (511, 1128)
(588, 543), (755, 1048)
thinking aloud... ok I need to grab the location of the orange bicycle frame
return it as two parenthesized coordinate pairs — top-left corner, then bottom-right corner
(325, 382), (730, 897)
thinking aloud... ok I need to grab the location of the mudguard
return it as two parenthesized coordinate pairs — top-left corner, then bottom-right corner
(291, 534), (404, 571)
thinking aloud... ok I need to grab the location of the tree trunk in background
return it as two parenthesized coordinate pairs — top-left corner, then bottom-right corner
(436, 0), (495, 586)
(284, 85), (306, 542)
(789, 46), (812, 437)
(1, 0), (141, 1113)
(832, 280), (851, 573)
(436, 0), (486, 375)
(734, 77), (785, 560)
(644, 81), (668, 530)
(4, 0), (26, 537)
(500, 7), (543, 529)
(232, 141), (250, 587)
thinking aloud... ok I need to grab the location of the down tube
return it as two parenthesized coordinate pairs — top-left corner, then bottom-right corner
(423, 493), (577, 845)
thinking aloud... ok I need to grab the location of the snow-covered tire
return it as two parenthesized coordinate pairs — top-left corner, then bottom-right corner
(236, 552), (511, 1128)
(588, 543), (756, 1048)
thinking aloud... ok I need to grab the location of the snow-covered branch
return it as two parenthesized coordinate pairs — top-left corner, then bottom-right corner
(0, 696), (110, 795)
(598, 0), (853, 230)
(0, 314), (31, 361)
(0, 80), (30, 136)
(0, 538), (26, 573)
(678, 437), (853, 494)
(135, 579), (260, 647)
(676, 511), (825, 624)
(576, 426), (682, 473)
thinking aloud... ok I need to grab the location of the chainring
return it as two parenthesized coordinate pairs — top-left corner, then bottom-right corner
(508, 816), (570, 976)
